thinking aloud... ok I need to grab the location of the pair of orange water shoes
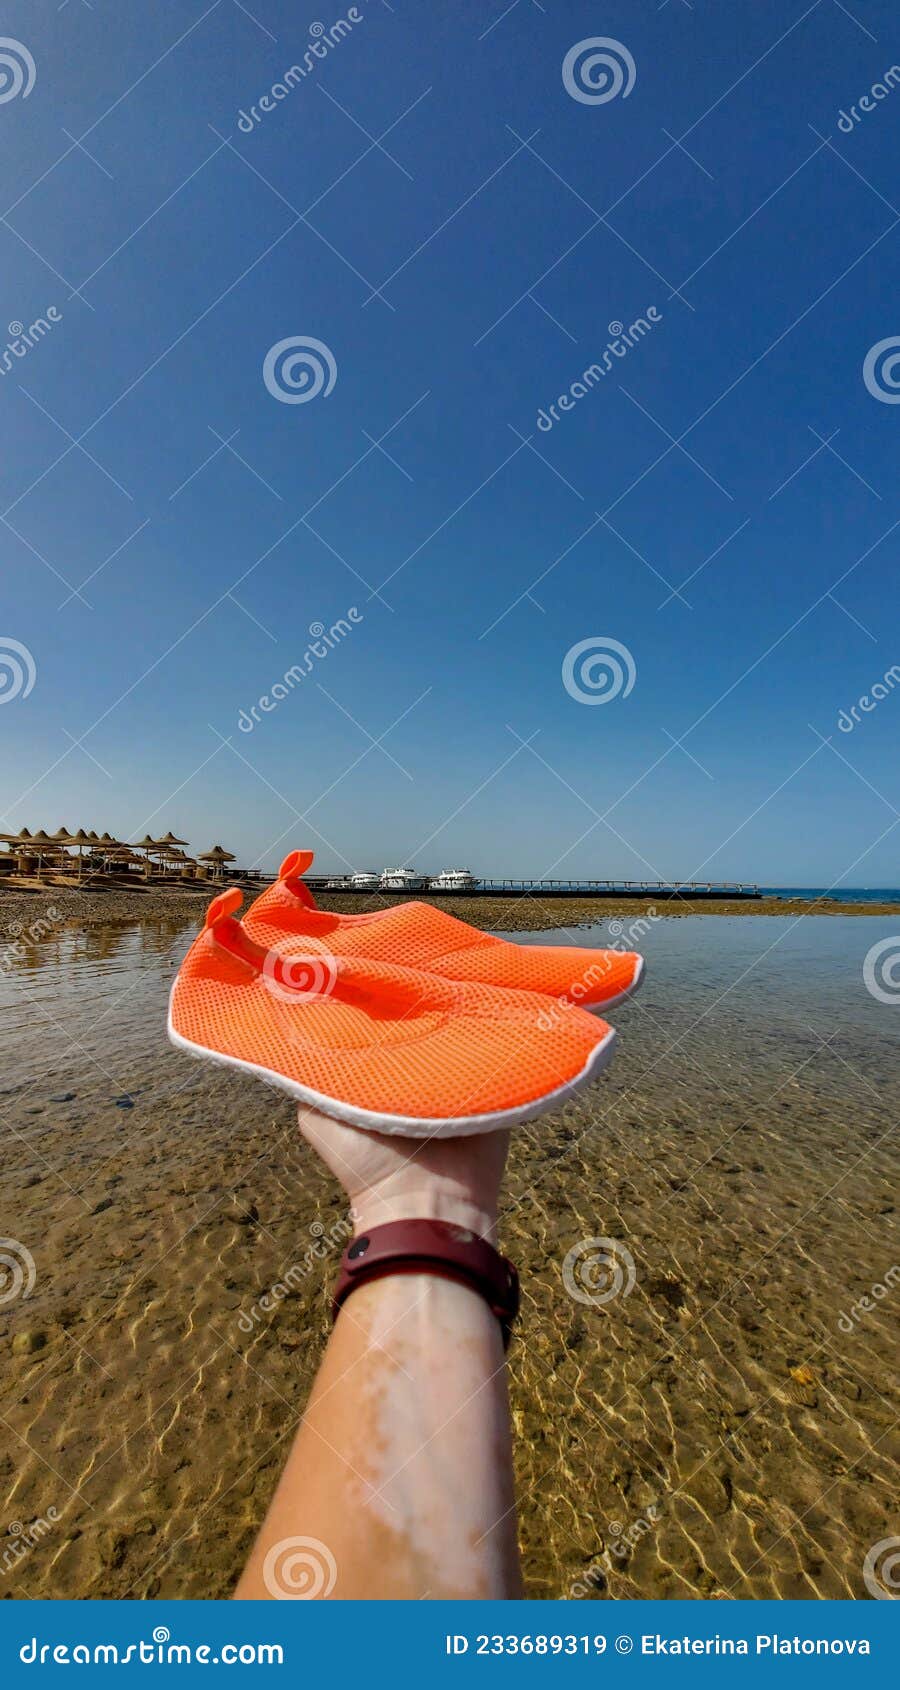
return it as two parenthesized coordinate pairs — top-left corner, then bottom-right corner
(168, 851), (645, 1139)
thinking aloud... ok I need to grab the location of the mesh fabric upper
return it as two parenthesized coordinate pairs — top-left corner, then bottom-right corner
(170, 929), (608, 1120)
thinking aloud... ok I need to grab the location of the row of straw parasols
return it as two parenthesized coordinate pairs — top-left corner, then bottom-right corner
(0, 827), (237, 882)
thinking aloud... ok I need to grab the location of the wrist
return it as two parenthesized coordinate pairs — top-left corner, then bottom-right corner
(351, 1186), (498, 1247)
(332, 1216), (519, 1344)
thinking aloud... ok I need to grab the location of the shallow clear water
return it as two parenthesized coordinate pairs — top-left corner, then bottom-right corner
(517, 912), (900, 1076)
(0, 911), (898, 1600)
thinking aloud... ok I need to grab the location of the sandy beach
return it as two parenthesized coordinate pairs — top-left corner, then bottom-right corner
(0, 901), (896, 1599)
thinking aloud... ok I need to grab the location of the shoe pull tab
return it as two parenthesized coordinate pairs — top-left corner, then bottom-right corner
(278, 850), (317, 909)
(204, 887), (267, 972)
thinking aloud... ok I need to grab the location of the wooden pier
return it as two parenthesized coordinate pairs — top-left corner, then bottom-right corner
(304, 877), (761, 901)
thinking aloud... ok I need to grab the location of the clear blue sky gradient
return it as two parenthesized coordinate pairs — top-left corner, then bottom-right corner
(2, 0), (899, 883)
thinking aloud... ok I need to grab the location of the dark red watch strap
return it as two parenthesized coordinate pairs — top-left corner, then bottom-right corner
(331, 1219), (519, 1345)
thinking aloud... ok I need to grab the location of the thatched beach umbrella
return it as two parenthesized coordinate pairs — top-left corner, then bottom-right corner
(0, 828), (35, 869)
(134, 834), (159, 872)
(197, 844), (236, 882)
(147, 833), (189, 876)
(67, 828), (93, 880)
(51, 827), (75, 870)
(0, 827), (33, 866)
(93, 832), (128, 872)
(28, 830), (62, 872)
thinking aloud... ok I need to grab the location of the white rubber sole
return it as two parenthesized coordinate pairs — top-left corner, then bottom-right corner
(585, 952), (646, 1015)
(166, 999), (619, 1139)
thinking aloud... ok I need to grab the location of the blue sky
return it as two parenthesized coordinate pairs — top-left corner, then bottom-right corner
(1, 0), (899, 883)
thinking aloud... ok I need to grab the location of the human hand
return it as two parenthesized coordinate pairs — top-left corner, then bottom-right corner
(298, 1107), (509, 1245)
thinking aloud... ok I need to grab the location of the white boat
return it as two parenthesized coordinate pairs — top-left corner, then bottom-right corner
(349, 872), (380, 890)
(380, 867), (427, 891)
(429, 868), (476, 891)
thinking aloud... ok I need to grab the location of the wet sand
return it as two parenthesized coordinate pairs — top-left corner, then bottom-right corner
(0, 911), (897, 1600)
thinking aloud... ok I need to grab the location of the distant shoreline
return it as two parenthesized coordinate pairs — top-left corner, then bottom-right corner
(2, 884), (899, 940)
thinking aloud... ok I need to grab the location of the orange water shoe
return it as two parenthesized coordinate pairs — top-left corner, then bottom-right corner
(168, 888), (622, 1137)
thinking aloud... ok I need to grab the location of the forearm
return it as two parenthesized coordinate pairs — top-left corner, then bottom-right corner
(235, 1269), (521, 1599)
